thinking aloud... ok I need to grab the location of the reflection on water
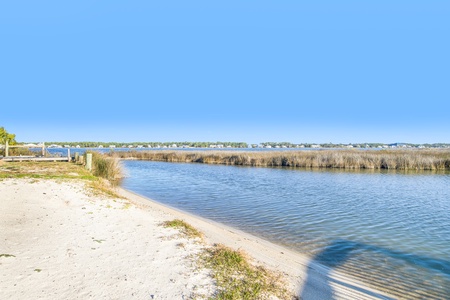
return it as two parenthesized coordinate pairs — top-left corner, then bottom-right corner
(121, 161), (450, 298)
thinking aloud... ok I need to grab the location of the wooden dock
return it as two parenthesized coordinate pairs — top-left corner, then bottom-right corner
(2, 156), (70, 162)
(2, 141), (71, 162)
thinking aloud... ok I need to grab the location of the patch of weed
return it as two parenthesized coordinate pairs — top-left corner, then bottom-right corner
(0, 254), (15, 258)
(202, 244), (289, 300)
(162, 219), (203, 240)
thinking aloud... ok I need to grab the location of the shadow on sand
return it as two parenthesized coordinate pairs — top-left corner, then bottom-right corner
(298, 239), (450, 299)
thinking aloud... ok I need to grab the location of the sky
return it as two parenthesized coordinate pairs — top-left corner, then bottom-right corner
(1, 1), (449, 144)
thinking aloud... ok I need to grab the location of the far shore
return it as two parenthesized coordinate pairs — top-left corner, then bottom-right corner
(1, 174), (395, 299)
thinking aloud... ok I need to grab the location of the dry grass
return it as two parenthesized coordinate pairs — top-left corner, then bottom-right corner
(162, 219), (203, 240)
(0, 161), (95, 180)
(0, 160), (122, 198)
(202, 244), (289, 300)
(110, 149), (450, 170)
(89, 152), (123, 183)
(162, 219), (290, 299)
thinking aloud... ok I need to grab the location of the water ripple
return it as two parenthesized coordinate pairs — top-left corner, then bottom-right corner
(122, 161), (450, 298)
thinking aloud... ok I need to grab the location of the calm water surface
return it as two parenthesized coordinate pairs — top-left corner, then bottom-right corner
(121, 161), (450, 299)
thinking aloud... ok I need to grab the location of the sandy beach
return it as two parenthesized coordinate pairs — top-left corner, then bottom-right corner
(0, 178), (394, 299)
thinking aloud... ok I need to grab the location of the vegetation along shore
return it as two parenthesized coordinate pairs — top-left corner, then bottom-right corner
(110, 149), (450, 170)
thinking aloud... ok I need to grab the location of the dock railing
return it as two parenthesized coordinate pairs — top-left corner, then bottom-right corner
(2, 141), (71, 162)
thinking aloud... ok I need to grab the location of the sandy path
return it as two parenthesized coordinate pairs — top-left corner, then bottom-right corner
(0, 179), (212, 299)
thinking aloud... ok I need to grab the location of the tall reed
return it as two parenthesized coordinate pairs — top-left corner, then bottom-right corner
(88, 151), (123, 181)
(110, 149), (450, 170)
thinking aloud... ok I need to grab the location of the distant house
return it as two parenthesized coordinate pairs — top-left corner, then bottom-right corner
(48, 144), (62, 148)
(389, 143), (409, 148)
(109, 145), (116, 148)
(98, 145), (104, 148)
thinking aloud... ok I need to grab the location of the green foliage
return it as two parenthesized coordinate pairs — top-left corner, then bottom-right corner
(0, 127), (16, 145)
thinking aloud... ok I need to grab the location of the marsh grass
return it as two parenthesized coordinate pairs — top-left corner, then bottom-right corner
(162, 219), (203, 240)
(203, 244), (289, 300)
(112, 149), (450, 170)
(89, 152), (122, 183)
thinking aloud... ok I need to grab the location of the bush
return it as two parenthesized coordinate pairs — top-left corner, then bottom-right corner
(87, 151), (122, 182)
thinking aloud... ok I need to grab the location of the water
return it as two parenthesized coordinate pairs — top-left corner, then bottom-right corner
(121, 161), (450, 298)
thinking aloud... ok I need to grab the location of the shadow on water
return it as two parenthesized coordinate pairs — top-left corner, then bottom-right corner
(299, 239), (450, 300)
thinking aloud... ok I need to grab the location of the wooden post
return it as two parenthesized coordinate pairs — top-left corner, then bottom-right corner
(67, 148), (71, 162)
(42, 142), (45, 157)
(75, 152), (80, 163)
(86, 153), (92, 171)
(5, 140), (9, 157)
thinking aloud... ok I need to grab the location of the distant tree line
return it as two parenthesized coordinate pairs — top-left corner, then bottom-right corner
(44, 141), (249, 148)
(19, 139), (450, 149)
(258, 142), (450, 149)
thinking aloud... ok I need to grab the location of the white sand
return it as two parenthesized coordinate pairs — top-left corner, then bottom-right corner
(0, 178), (394, 299)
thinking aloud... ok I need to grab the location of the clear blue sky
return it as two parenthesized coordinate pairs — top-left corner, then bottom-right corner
(1, 1), (449, 144)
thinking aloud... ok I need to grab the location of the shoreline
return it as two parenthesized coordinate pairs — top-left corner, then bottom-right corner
(118, 187), (394, 299)
(0, 177), (394, 299)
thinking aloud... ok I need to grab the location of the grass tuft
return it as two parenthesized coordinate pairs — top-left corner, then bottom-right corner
(0, 254), (16, 258)
(203, 244), (289, 300)
(162, 219), (203, 240)
(163, 220), (290, 299)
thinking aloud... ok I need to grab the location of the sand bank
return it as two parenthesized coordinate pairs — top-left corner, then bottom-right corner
(1, 178), (393, 299)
